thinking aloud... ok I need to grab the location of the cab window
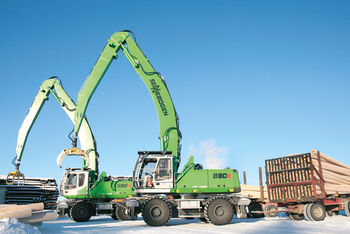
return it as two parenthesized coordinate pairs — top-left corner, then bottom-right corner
(79, 173), (85, 187)
(65, 173), (77, 189)
(155, 158), (171, 180)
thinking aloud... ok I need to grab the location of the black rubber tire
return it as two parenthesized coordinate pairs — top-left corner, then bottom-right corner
(287, 213), (304, 221)
(111, 210), (119, 220)
(69, 202), (92, 222)
(204, 198), (234, 225)
(142, 198), (171, 226)
(344, 200), (350, 217)
(67, 208), (72, 219)
(116, 206), (130, 221)
(309, 202), (326, 221)
(304, 203), (314, 221)
(326, 210), (333, 217)
(264, 204), (278, 218)
(199, 217), (209, 223)
(248, 202), (265, 218)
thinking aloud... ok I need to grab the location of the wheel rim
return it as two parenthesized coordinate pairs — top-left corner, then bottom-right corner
(267, 206), (277, 216)
(313, 206), (323, 219)
(77, 207), (87, 216)
(151, 206), (162, 218)
(214, 205), (225, 217)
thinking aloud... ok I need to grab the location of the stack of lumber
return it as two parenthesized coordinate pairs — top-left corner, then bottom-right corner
(311, 150), (350, 195)
(0, 203), (58, 224)
(239, 184), (268, 200)
(0, 176), (58, 209)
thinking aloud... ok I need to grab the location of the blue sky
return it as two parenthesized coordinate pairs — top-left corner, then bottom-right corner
(0, 0), (349, 185)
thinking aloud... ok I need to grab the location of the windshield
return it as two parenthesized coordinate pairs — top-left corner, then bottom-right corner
(141, 158), (157, 178)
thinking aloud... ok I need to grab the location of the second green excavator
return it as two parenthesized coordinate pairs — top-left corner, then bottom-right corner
(7, 77), (135, 221)
(61, 30), (249, 226)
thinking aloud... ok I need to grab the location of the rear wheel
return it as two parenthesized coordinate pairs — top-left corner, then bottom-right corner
(142, 198), (171, 226)
(70, 202), (92, 222)
(305, 202), (326, 221)
(344, 201), (350, 217)
(326, 210), (334, 217)
(287, 213), (304, 221)
(204, 197), (234, 225)
(248, 202), (265, 218)
(111, 214), (118, 220)
(115, 206), (137, 221)
(264, 204), (278, 218)
(111, 208), (119, 220)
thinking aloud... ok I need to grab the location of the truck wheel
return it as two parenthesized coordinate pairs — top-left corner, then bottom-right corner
(326, 210), (334, 217)
(248, 202), (265, 218)
(287, 213), (304, 221)
(204, 197), (234, 225)
(264, 204), (278, 218)
(303, 203), (314, 221)
(111, 208), (119, 220)
(344, 200), (350, 217)
(142, 198), (171, 226)
(308, 202), (326, 221)
(116, 206), (137, 221)
(69, 202), (92, 222)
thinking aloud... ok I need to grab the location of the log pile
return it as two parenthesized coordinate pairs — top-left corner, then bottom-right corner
(0, 203), (58, 225)
(239, 184), (268, 200)
(311, 150), (350, 195)
(0, 176), (58, 209)
(265, 150), (350, 203)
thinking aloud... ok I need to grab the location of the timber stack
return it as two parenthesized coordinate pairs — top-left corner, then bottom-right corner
(310, 150), (350, 195)
(0, 176), (58, 209)
(265, 150), (350, 203)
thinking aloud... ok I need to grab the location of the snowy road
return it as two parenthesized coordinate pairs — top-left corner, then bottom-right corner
(36, 215), (350, 234)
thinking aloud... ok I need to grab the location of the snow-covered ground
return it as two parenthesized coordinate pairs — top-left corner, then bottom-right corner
(2, 214), (350, 233)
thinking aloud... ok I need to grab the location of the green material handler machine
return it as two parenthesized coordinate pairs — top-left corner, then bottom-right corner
(62, 30), (249, 226)
(7, 77), (135, 221)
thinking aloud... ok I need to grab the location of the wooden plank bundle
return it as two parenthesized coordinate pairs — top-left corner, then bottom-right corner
(239, 184), (268, 200)
(265, 150), (350, 203)
(311, 150), (350, 195)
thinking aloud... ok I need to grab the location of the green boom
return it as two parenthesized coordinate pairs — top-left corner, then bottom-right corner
(73, 31), (181, 169)
(15, 78), (98, 175)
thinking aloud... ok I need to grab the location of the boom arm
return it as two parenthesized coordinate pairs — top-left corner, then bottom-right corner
(72, 31), (181, 169)
(15, 78), (99, 174)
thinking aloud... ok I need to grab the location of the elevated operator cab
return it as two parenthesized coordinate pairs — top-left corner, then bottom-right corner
(60, 169), (90, 197)
(133, 151), (174, 193)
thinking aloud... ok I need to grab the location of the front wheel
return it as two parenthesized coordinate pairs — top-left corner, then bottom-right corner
(204, 197), (234, 225)
(142, 198), (171, 226)
(69, 202), (92, 222)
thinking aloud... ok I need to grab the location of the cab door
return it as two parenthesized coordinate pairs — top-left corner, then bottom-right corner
(153, 158), (173, 189)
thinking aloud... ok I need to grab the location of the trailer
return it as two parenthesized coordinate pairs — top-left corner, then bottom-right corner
(264, 150), (350, 221)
